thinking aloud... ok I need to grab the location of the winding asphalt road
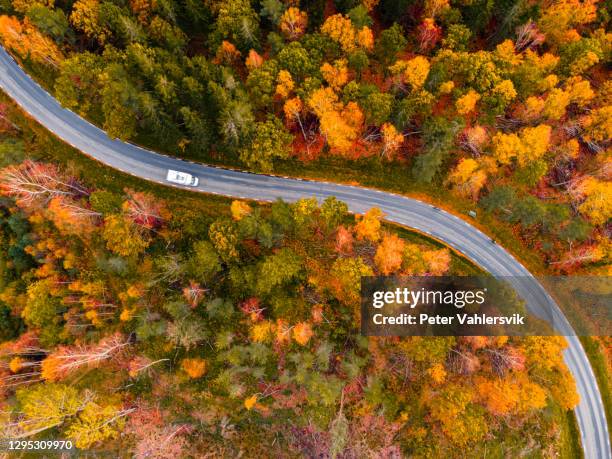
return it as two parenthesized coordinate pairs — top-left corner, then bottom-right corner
(0, 46), (609, 458)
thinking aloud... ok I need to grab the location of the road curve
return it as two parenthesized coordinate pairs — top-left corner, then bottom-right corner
(0, 46), (609, 458)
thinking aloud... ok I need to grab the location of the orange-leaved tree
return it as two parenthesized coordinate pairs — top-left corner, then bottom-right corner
(0, 16), (63, 66)
(280, 7), (307, 40)
(307, 87), (364, 154)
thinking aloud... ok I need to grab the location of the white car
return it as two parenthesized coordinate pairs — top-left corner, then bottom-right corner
(166, 169), (199, 186)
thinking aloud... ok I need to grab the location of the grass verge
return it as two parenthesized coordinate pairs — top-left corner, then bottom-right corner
(558, 400), (584, 459)
(580, 336), (611, 444)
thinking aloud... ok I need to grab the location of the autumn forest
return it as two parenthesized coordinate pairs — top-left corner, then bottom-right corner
(0, 0), (610, 455)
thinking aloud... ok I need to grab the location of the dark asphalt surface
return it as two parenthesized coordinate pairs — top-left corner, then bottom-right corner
(0, 46), (609, 458)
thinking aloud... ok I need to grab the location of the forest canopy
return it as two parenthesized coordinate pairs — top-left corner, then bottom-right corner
(0, 154), (579, 456)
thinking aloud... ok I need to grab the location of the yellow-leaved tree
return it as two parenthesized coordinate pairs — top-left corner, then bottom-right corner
(582, 106), (612, 145)
(447, 158), (487, 199)
(570, 177), (612, 225)
(275, 70), (294, 98)
(475, 374), (546, 416)
(280, 7), (307, 40)
(565, 76), (595, 104)
(103, 215), (150, 257)
(70, 0), (111, 45)
(492, 125), (551, 167)
(390, 56), (430, 90)
(542, 88), (570, 120)
(320, 59), (349, 89)
(307, 87), (364, 154)
(355, 207), (383, 242)
(65, 401), (128, 449)
(380, 123), (404, 158)
(321, 14), (374, 52)
(321, 14), (356, 52)
(455, 90), (480, 115)
(12, 0), (53, 13)
(538, 0), (597, 47)
(519, 125), (552, 165)
(230, 200), (252, 220)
